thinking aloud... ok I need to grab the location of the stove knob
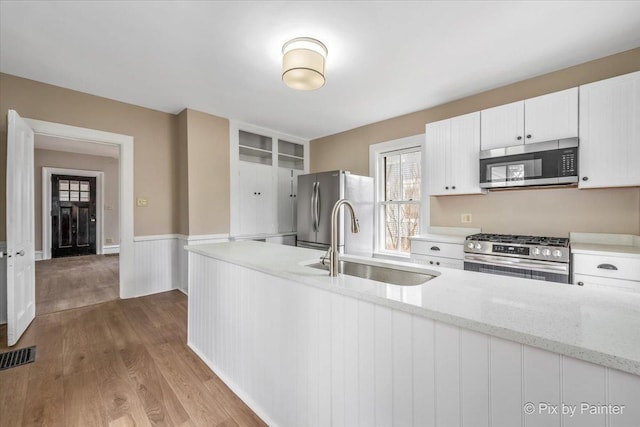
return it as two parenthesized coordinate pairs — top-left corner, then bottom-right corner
(467, 242), (475, 249)
(532, 248), (540, 256)
(542, 249), (551, 256)
(475, 243), (482, 250)
(553, 250), (562, 258)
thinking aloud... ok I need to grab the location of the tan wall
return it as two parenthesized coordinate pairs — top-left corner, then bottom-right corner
(34, 149), (119, 250)
(177, 110), (189, 235)
(0, 73), (179, 239)
(185, 109), (230, 235)
(430, 187), (640, 237)
(311, 48), (640, 237)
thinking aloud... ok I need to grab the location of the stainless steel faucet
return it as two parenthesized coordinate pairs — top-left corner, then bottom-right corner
(326, 199), (360, 276)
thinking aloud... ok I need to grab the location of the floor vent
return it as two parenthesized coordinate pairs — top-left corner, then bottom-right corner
(0, 346), (36, 371)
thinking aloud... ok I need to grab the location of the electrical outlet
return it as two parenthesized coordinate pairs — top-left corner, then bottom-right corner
(461, 213), (472, 223)
(136, 197), (148, 207)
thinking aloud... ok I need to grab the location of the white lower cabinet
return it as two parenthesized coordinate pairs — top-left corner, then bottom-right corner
(411, 253), (464, 269)
(572, 252), (640, 293)
(277, 168), (302, 233)
(410, 239), (465, 269)
(238, 162), (275, 235)
(574, 273), (640, 293)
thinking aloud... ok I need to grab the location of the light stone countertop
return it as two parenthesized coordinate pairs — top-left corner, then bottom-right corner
(186, 241), (640, 376)
(410, 226), (481, 244)
(570, 232), (640, 259)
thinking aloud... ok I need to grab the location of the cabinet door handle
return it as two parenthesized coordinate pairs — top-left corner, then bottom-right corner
(429, 261), (433, 265)
(582, 177), (589, 181)
(577, 281), (584, 286)
(526, 134), (532, 139)
(517, 136), (522, 140)
(452, 186), (456, 190)
(430, 246), (440, 251)
(436, 261), (440, 266)
(445, 186), (449, 190)
(597, 264), (618, 271)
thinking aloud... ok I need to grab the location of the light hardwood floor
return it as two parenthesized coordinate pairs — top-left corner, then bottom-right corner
(0, 290), (266, 427)
(36, 254), (120, 315)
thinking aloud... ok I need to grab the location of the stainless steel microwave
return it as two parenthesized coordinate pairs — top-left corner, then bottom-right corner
(479, 138), (578, 189)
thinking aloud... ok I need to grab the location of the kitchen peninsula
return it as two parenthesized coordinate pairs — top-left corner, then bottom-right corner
(186, 241), (640, 427)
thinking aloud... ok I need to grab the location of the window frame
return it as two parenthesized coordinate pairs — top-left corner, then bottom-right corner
(369, 134), (428, 258)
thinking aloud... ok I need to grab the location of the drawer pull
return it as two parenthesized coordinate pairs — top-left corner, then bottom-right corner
(577, 282), (584, 286)
(597, 264), (618, 271)
(430, 246), (440, 251)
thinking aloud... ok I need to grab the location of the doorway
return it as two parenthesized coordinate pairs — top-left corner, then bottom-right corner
(34, 138), (120, 315)
(51, 174), (97, 258)
(4, 112), (135, 346)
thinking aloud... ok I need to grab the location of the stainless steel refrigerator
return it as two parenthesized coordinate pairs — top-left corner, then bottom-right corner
(297, 170), (374, 255)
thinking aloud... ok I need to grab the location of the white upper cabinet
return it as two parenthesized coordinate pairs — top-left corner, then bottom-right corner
(524, 87), (578, 144)
(426, 112), (484, 196)
(480, 101), (525, 150)
(426, 118), (449, 196)
(480, 88), (578, 150)
(579, 71), (640, 189)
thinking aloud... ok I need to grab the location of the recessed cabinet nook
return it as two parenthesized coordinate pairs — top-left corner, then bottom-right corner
(230, 123), (309, 238)
(424, 71), (640, 196)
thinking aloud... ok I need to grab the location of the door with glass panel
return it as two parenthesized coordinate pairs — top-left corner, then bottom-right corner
(51, 175), (97, 257)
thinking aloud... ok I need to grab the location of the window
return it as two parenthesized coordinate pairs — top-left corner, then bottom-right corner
(378, 147), (422, 253)
(59, 179), (91, 202)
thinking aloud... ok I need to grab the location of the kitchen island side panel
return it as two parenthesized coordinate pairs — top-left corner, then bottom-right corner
(187, 253), (640, 427)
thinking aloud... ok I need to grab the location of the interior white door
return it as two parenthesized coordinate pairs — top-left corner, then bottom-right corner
(6, 110), (36, 346)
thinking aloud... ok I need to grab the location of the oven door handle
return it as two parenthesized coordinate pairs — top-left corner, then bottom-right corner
(464, 254), (569, 274)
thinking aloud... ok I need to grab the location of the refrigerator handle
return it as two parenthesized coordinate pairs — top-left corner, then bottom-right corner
(315, 181), (321, 230)
(311, 182), (318, 232)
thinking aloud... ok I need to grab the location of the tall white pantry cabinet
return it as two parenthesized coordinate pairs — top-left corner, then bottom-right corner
(230, 123), (309, 237)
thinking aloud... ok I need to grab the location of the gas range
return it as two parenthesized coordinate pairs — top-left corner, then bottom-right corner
(463, 233), (571, 284)
(464, 233), (570, 262)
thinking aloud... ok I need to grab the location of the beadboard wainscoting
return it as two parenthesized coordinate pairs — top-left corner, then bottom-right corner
(0, 242), (6, 324)
(177, 234), (230, 294)
(0, 235), (229, 326)
(132, 235), (181, 297)
(188, 253), (640, 427)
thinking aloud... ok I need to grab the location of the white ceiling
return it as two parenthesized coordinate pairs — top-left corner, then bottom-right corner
(1, 1), (639, 140)
(35, 134), (120, 158)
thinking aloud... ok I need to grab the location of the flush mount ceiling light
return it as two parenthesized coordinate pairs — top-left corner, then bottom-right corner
(282, 37), (328, 91)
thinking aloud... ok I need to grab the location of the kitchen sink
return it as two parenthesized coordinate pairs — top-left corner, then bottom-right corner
(306, 259), (435, 286)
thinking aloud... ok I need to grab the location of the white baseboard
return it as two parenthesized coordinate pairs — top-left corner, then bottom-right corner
(35, 250), (43, 261)
(103, 245), (120, 255)
(176, 287), (188, 296)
